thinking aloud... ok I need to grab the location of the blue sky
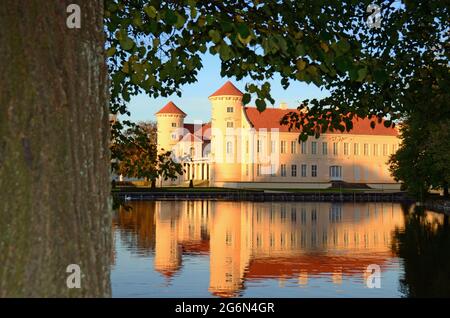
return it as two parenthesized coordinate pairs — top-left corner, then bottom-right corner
(121, 53), (330, 124)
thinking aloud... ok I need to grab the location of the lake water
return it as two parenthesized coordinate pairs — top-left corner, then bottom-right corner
(111, 200), (450, 298)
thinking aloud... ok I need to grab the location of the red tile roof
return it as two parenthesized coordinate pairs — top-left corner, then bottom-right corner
(155, 101), (186, 116)
(179, 133), (203, 143)
(195, 122), (211, 140)
(183, 122), (211, 140)
(209, 81), (243, 98)
(183, 123), (195, 134)
(244, 107), (398, 136)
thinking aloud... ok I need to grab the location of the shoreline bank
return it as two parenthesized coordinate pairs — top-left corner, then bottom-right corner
(113, 189), (412, 203)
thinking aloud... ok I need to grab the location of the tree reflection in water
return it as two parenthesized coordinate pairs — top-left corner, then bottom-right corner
(392, 205), (450, 297)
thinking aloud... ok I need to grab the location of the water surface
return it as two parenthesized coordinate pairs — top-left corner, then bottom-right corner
(111, 201), (449, 297)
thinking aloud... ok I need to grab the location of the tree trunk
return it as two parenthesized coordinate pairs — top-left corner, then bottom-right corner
(151, 180), (156, 189)
(0, 1), (111, 297)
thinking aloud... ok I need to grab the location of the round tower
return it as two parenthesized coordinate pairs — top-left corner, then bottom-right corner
(208, 81), (244, 184)
(155, 101), (186, 153)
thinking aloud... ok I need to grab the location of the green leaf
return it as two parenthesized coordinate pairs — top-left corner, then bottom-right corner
(120, 36), (134, 51)
(236, 23), (250, 38)
(299, 133), (308, 142)
(296, 59), (307, 71)
(335, 56), (351, 72)
(208, 30), (221, 43)
(242, 93), (251, 105)
(336, 39), (351, 53)
(373, 69), (388, 84)
(164, 10), (177, 25)
(357, 67), (368, 82)
(219, 45), (233, 61)
(295, 43), (306, 56)
(237, 33), (252, 45)
(144, 5), (157, 18)
(175, 12), (186, 29)
(106, 47), (116, 57)
(255, 98), (266, 111)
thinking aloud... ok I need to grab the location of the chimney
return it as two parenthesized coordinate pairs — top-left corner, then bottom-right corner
(279, 102), (288, 110)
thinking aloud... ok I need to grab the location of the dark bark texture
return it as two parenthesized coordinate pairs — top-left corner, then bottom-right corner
(0, 1), (111, 297)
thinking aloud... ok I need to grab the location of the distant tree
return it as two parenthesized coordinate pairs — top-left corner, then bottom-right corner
(136, 121), (157, 144)
(389, 114), (450, 200)
(111, 122), (183, 187)
(157, 150), (184, 188)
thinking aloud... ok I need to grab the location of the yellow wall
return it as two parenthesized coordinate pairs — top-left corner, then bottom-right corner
(156, 113), (185, 153)
(236, 130), (400, 184)
(209, 95), (244, 183)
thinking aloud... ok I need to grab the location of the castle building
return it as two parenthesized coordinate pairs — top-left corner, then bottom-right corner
(156, 81), (401, 189)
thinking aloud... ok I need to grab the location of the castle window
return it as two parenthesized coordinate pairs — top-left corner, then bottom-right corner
(392, 144), (397, 154)
(171, 133), (177, 140)
(383, 144), (388, 156)
(311, 165), (317, 177)
(171, 122), (177, 127)
(364, 143), (369, 156)
(225, 231), (232, 246)
(257, 139), (261, 153)
(271, 140), (276, 154)
(344, 143), (349, 155)
(291, 140), (297, 154)
(329, 165), (343, 180)
(373, 144), (378, 156)
(301, 141), (307, 154)
(271, 164), (276, 176)
(280, 141), (286, 153)
(226, 141), (233, 154)
(257, 164), (261, 176)
(246, 140), (249, 154)
(301, 164), (307, 177)
(354, 143), (359, 155)
(190, 147), (195, 157)
(291, 164), (297, 177)
(333, 142), (338, 155)
(226, 106), (234, 113)
(301, 208), (307, 224)
(245, 164), (249, 176)
(281, 164), (287, 176)
(291, 208), (297, 223)
(322, 142), (328, 155)
(226, 121), (234, 128)
(311, 208), (317, 223)
(311, 141), (317, 155)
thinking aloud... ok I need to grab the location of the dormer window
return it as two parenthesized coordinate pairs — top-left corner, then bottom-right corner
(226, 106), (234, 113)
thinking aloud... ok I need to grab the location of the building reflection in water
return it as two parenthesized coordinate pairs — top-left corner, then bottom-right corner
(112, 201), (446, 297)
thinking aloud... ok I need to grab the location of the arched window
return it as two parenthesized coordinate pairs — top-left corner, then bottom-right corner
(189, 147), (195, 158)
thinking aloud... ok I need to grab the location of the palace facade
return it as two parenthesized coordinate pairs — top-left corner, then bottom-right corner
(156, 81), (401, 189)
